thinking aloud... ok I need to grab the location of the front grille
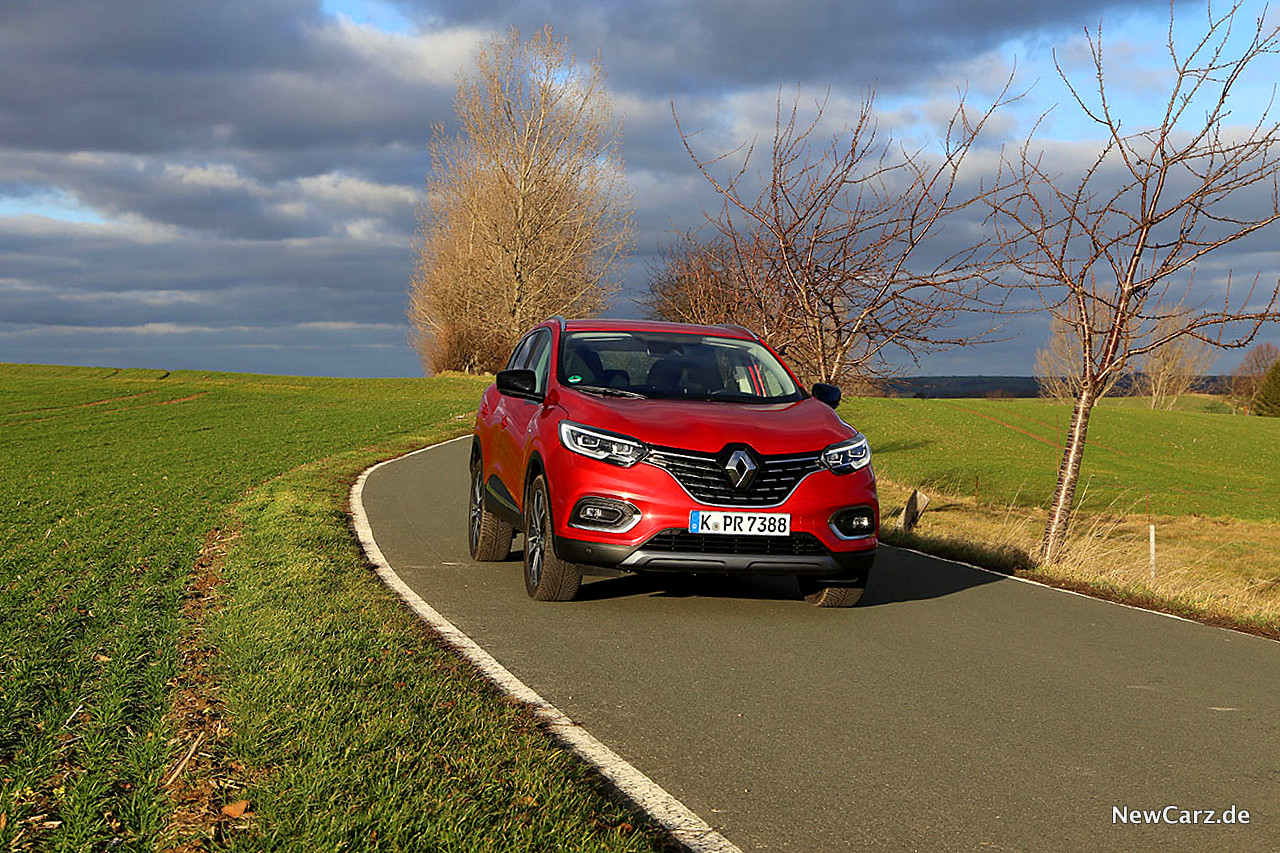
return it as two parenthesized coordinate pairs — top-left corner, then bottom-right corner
(643, 528), (828, 557)
(644, 446), (822, 507)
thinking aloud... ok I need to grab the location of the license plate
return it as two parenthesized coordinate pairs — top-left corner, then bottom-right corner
(689, 510), (791, 536)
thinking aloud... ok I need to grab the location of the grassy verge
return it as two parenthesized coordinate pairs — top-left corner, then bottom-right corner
(849, 396), (1280, 639)
(0, 365), (665, 851)
(195, 442), (663, 851)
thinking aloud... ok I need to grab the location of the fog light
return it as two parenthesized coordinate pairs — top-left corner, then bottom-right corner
(583, 504), (621, 524)
(830, 507), (876, 539)
(570, 497), (640, 533)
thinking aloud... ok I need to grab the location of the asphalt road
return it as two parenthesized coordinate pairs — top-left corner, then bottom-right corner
(359, 437), (1280, 852)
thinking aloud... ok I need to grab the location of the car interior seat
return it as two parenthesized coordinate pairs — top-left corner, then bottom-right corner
(601, 368), (630, 389)
(563, 348), (603, 387)
(684, 356), (724, 395)
(644, 359), (685, 394)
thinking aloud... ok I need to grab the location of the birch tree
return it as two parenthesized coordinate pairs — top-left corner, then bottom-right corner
(988, 0), (1280, 563)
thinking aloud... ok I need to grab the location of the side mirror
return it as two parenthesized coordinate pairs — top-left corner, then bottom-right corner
(496, 368), (539, 398)
(812, 382), (841, 409)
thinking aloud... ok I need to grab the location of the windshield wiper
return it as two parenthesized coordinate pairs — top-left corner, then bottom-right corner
(648, 391), (789, 404)
(572, 384), (648, 399)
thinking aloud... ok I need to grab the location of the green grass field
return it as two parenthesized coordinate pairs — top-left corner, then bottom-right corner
(847, 395), (1280, 521)
(846, 394), (1280, 637)
(0, 365), (663, 852)
(3, 364), (1278, 849)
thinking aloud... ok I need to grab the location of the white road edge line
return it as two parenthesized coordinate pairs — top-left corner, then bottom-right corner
(349, 436), (745, 853)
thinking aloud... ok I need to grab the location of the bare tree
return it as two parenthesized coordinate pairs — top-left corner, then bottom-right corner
(1034, 309), (1132, 400)
(1138, 310), (1220, 408)
(673, 84), (1017, 386)
(409, 25), (635, 373)
(1033, 316), (1080, 400)
(988, 0), (1280, 563)
(643, 233), (755, 327)
(1229, 340), (1280, 410)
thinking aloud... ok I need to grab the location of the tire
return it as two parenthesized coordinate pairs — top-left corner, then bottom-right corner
(797, 576), (866, 608)
(523, 474), (582, 601)
(468, 454), (513, 562)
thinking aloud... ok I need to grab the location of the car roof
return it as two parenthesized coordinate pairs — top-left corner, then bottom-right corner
(559, 318), (758, 340)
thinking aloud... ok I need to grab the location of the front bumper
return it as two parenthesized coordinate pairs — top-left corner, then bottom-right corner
(546, 448), (878, 577)
(556, 530), (875, 578)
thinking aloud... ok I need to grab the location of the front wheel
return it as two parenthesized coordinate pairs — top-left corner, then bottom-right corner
(468, 454), (512, 561)
(523, 474), (581, 601)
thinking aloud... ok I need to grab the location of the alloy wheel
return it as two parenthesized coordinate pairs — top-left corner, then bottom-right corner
(468, 463), (484, 553)
(526, 487), (546, 588)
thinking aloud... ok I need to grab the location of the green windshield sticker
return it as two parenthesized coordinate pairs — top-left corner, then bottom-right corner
(569, 375), (582, 383)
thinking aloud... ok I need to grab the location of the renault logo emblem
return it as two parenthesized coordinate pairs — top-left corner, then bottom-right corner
(724, 449), (758, 489)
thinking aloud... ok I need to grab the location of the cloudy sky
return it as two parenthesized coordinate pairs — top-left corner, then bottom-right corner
(2, 0), (1278, 377)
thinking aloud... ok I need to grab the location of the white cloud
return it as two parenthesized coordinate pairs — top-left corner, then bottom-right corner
(316, 16), (486, 86)
(0, 211), (182, 243)
(294, 172), (418, 213)
(162, 163), (258, 192)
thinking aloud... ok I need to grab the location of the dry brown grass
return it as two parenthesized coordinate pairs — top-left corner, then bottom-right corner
(163, 525), (261, 852)
(877, 477), (1280, 640)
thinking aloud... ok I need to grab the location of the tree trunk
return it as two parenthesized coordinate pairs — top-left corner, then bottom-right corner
(1039, 384), (1096, 565)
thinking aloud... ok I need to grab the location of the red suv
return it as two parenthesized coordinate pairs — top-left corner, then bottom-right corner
(468, 317), (879, 606)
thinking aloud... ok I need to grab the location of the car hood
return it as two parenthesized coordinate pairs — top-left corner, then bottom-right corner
(558, 392), (858, 456)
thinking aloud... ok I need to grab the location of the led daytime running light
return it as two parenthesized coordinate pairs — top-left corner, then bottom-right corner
(821, 435), (871, 474)
(558, 421), (648, 467)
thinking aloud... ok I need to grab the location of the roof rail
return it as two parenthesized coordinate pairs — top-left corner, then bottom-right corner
(548, 315), (567, 331)
(717, 323), (758, 340)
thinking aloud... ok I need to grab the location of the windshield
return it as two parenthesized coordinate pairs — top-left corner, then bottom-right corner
(559, 330), (803, 402)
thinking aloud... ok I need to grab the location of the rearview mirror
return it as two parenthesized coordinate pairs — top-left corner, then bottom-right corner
(496, 368), (539, 398)
(812, 382), (841, 408)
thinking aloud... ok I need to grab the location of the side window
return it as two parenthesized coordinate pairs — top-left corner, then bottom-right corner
(506, 335), (533, 371)
(525, 330), (552, 394)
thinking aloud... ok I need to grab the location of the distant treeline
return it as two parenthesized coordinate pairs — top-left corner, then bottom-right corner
(877, 375), (1231, 399)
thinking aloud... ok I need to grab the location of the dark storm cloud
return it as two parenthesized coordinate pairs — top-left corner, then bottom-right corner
(0, 319), (423, 377)
(399, 0), (1183, 93)
(0, 211), (421, 375)
(5, 0), (1272, 377)
(0, 0), (457, 156)
(0, 215), (413, 321)
(0, 0), (455, 263)
(14, 153), (419, 241)
(0, 0), (463, 374)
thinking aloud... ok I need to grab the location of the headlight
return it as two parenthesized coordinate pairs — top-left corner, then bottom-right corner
(821, 435), (871, 474)
(558, 421), (648, 467)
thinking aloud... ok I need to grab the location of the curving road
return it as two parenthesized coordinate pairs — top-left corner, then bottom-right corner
(358, 437), (1280, 852)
